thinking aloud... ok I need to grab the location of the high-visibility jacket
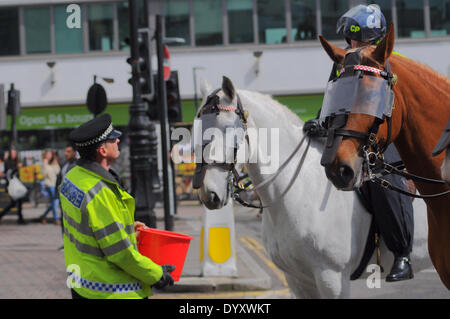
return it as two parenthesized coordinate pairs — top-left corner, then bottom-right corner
(60, 160), (163, 299)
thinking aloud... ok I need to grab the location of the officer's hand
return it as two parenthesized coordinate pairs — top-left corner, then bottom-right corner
(134, 221), (147, 238)
(152, 264), (176, 290)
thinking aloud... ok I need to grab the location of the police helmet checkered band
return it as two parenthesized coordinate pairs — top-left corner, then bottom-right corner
(70, 113), (122, 148)
(336, 4), (386, 43)
(74, 124), (114, 147)
(319, 74), (394, 124)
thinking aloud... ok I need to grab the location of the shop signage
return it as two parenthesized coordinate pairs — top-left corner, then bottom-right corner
(5, 104), (130, 130)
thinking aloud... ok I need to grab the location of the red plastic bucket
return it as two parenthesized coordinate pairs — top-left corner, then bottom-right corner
(137, 227), (194, 281)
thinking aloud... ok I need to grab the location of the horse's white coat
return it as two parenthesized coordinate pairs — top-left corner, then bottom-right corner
(197, 79), (431, 298)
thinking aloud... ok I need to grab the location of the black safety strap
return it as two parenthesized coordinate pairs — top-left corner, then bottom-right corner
(371, 176), (450, 199)
(380, 161), (450, 185)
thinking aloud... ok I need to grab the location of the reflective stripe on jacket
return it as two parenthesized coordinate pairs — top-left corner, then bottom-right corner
(60, 162), (163, 299)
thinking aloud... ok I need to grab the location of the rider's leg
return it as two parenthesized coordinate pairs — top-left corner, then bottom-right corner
(363, 145), (414, 282)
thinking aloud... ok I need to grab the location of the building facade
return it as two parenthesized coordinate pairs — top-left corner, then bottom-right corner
(0, 0), (449, 149)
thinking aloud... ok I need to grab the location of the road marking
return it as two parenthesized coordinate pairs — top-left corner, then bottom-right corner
(152, 288), (291, 299)
(239, 236), (288, 287)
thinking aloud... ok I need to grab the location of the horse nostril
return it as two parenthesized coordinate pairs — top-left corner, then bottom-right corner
(338, 164), (354, 184)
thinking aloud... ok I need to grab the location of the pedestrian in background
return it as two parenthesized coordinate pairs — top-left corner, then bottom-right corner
(0, 151), (5, 182)
(56, 143), (78, 249)
(0, 146), (26, 225)
(39, 150), (61, 225)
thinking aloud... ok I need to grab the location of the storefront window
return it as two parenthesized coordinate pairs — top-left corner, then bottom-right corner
(396, 0), (425, 38)
(54, 5), (83, 54)
(24, 7), (51, 54)
(321, 0), (349, 40)
(118, 2), (130, 50)
(194, 0), (223, 46)
(291, 0), (316, 41)
(0, 7), (19, 56)
(258, 0), (286, 44)
(88, 3), (114, 51)
(118, 1), (147, 51)
(227, 0), (254, 44)
(429, 0), (450, 36)
(165, 0), (191, 46)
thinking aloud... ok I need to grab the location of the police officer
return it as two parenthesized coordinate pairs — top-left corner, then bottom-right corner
(310, 4), (414, 282)
(61, 113), (175, 299)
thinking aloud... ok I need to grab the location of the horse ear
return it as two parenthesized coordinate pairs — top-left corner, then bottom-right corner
(199, 78), (213, 99)
(319, 35), (346, 65)
(222, 76), (235, 101)
(372, 22), (394, 64)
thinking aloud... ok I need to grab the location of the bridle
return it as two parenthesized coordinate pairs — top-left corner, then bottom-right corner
(320, 47), (450, 197)
(320, 47), (395, 168)
(192, 88), (248, 194)
(193, 88), (313, 209)
(193, 88), (271, 209)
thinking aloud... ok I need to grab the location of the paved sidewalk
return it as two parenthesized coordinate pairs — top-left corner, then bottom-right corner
(0, 201), (277, 299)
(3, 201), (446, 299)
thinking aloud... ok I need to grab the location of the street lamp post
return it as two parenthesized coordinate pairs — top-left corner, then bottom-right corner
(127, 0), (157, 227)
(155, 14), (175, 231)
(7, 83), (20, 146)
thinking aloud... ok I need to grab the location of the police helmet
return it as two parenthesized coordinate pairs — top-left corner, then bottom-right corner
(69, 113), (121, 149)
(336, 4), (387, 44)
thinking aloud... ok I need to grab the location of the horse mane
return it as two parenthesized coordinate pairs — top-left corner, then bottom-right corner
(237, 89), (304, 127)
(390, 54), (450, 97)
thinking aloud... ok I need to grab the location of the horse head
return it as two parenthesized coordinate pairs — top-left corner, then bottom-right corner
(193, 76), (249, 209)
(318, 23), (396, 190)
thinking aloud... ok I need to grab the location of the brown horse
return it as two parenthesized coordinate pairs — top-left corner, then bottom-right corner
(318, 24), (450, 288)
(433, 118), (450, 182)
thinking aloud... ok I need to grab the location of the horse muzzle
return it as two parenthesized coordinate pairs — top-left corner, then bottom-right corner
(324, 163), (354, 190)
(324, 154), (364, 191)
(199, 189), (227, 210)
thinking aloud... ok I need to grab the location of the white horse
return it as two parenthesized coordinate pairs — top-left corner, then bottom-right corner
(195, 76), (431, 298)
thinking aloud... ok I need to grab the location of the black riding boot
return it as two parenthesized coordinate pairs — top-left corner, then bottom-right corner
(386, 255), (413, 282)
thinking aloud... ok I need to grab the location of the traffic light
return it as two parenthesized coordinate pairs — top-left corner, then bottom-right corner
(147, 71), (183, 123)
(166, 71), (182, 123)
(7, 83), (21, 116)
(126, 29), (153, 97)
